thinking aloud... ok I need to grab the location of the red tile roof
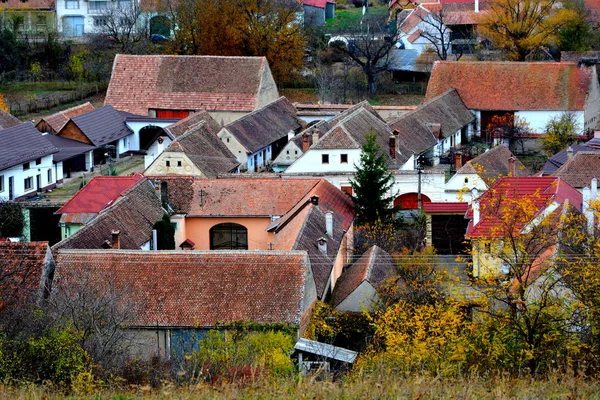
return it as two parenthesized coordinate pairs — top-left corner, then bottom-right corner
(54, 250), (312, 327)
(426, 61), (593, 111)
(105, 55), (272, 116)
(423, 202), (468, 214)
(0, 242), (51, 312)
(1, 0), (53, 9)
(466, 177), (582, 238)
(37, 102), (95, 134)
(56, 174), (145, 214)
(457, 145), (530, 184)
(552, 151), (600, 189)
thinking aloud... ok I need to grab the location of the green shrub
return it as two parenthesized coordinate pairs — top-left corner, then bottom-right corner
(0, 328), (91, 385)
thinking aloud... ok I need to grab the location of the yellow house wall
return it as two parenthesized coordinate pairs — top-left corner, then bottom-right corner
(182, 217), (274, 250)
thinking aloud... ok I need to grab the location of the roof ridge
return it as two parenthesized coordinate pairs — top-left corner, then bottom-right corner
(364, 246), (379, 282)
(224, 96), (291, 127)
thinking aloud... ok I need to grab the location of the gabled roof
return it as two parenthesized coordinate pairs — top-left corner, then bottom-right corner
(302, 0), (335, 8)
(423, 202), (468, 213)
(552, 151), (600, 189)
(466, 177), (582, 238)
(0, 242), (51, 312)
(56, 174), (145, 215)
(222, 97), (301, 153)
(0, 122), (58, 171)
(53, 250), (312, 327)
(36, 102), (95, 134)
(0, 109), (21, 130)
(162, 177), (324, 217)
(105, 55), (275, 116)
(389, 89), (474, 155)
(456, 145), (530, 184)
(542, 143), (600, 175)
(52, 179), (164, 251)
(163, 122), (239, 177)
(41, 134), (95, 163)
(165, 110), (222, 139)
(331, 245), (396, 308)
(62, 105), (133, 147)
(426, 61), (594, 111)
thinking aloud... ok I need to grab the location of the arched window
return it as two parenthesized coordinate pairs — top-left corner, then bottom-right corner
(394, 193), (432, 209)
(209, 223), (248, 250)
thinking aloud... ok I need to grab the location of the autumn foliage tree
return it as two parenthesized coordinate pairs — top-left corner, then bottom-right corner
(166, 0), (305, 83)
(542, 112), (580, 157)
(478, 0), (577, 60)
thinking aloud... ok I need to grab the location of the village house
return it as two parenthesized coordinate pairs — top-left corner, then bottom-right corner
(0, 242), (55, 314)
(302, 0), (335, 26)
(217, 97), (302, 171)
(52, 249), (316, 359)
(466, 176), (582, 277)
(426, 61), (600, 135)
(36, 102), (95, 135)
(552, 152), (600, 193)
(331, 245), (396, 312)
(52, 178), (165, 251)
(422, 202), (469, 254)
(388, 88), (475, 167)
(444, 144), (530, 202)
(104, 55), (280, 125)
(0, 0), (55, 39)
(150, 176), (354, 299)
(541, 132), (600, 175)
(55, 174), (145, 239)
(0, 122), (59, 201)
(144, 121), (239, 177)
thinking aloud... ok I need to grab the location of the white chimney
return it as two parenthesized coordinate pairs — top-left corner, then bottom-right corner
(312, 131), (319, 145)
(317, 237), (328, 255)
(152, 229), (158, 250)
(592, 178), (598, 200)
(475, 0), (479, 12)
(325, 211), (333, 238)
(584, 186), (594, 234)
(473, 200), (480, 226)
(567, 146), (574, 160)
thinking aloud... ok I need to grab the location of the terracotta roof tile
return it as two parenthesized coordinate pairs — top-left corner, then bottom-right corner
(166, 111), (221, 139)
(54, 250), (311, 327)
(0, 242), (51, 312)
(0, 109), (21, 130)
(457, 145), (530, 183)
(1, 0), (53, 9)
(466, 177), (582, 238)
(426, 61), (593, 111)
(37, 102), (95, 134)
(552, 151), (600, 189)
(52, 179), (164, 250)
(422, 202), (468, 213)
(105, 55), (271, 116)
(331, 245), (395, 308)
(56, 174), (145, 214)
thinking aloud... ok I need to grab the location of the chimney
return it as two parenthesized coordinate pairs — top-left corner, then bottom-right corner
(312, 129), (319, 146)
(325, 211), (333, 237)
(317, 237), (328, 255)
(310, 195), (319, 205)
(584, 186), (594, 234)
(111, 230), (120, 250)
(508, 156), (516, 177)
(471, 188), (480, 225)
(592, 178), (598, 201)
(302, 133), (310, 152)
(389, 135), (396, 159)
(152, 229), (158, 250)
(567, 146), (573, 160)
(454, 152), (463, 170)
(475, 0), (479, 12)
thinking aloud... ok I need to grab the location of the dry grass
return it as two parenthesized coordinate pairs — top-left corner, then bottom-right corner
(3, 373), (600, 399)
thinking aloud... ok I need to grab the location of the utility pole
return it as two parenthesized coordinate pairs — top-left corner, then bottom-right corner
(417, 157), (423, 210)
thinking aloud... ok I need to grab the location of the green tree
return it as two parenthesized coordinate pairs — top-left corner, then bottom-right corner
(350, 133), (398, 226)
(0, 202), (24, 238)
(542, 112), (579, 156)
(152, 214), (175, 250)
(558, 0), (595, 52)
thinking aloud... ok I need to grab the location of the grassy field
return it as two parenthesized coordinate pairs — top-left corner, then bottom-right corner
(3, 373), (600, 399)
(325, 5), (388, 32)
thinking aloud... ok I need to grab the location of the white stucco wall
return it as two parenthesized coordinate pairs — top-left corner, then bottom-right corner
(218, 128), (249, 167)
(126, 120), (175, 153)
(443, 172), (486, 202)
(144, 137), (173, 169)
(285, 149), (362, 174)
(0, 154), (56, 200)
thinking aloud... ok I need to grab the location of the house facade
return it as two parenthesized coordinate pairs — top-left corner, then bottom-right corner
(0, 0), (56, 39)
(426, 61), (600, 135)
(0, 122), (59, 201)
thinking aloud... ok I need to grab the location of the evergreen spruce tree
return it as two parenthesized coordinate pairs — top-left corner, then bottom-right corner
(350, 133), (399, 225)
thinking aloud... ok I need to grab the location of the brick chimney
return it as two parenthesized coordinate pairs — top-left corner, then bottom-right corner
(454, 152), (463, 170)
(389, 135), (396, 159)
(302, 133), (310, 152)
(508, 156), (516, 177)
(111, 230), (120, 249)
